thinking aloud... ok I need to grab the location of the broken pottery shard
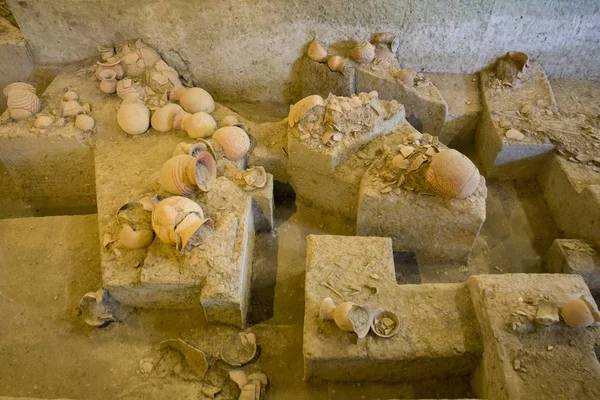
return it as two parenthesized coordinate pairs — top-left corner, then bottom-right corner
(535, 300), (559, 326)
(229, 370), (248, 390)
(425, 147), (437, 157)
(103, 233), (115, 247)
(400, 146), (414, 158)
(247, 372), (268, 387)
(408, 155), (427, 172)
(200, 383), (221, 399)
(505, 128), (525, 141)
(138, 194), (161, 211)
(220, 332), (257, 366)
(160, 338), (209, 378)
(392, 155), (410, 169)
(321, 130), (334, 144)
(79, 288), (117, 327)
(239, 380), (261, 400)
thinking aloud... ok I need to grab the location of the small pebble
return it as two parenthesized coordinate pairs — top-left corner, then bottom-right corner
(547, 345), (554, 351)
(505, 128), (525, 141)
(465, 101), (472, 105)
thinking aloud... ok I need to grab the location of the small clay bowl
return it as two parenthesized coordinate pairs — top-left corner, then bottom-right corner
(370, 308), (400, 338)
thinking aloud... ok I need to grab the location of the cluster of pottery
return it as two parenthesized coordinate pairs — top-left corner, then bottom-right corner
(59, 89), (95, 131)
(229, 370), (268, 400)
(306, 32), (400, 74)
(3, 82), (41, 120)
(93, 39), (218, 138)
(319, 297), (400, 339)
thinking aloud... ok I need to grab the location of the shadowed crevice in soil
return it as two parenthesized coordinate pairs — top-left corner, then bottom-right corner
(394, 251), (421, 284)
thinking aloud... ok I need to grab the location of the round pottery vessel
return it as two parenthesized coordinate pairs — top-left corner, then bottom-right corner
(425, 149), (480, 199)
(333, 302), (372, 339)
(327, 56), (347, 73)
(288, 95), (324, 127)
(116, 224), (154, 249)
(371, 32), (400, 53)
(560, 297), (600, 328)
(151, 196), (214, 253)
(117, 99), (150, 135)
(34, 115), (55, 128)
(151, 103), (184, 132)
(99, 70), (118, 94)
(319, 297), (336, 320)
(116, 78), (143, 100)
(170, 86), (215, 114)
(181, 111), (217, 139)
(352, 41), (375, 64)
(220, 115), (239, 127)
(4, 82), (41, 120)
(95, 58), (124, 80)
(212, 126), (250, 161)
(159, 153), (216, 195)
(395, 68), (417, 88)
(144, 60), (182, 93)
(307, 40), (328, 62)
(63, 90), (79, 101)
(62, 100), (83, 117)
(370, 308), (401, 338)
(75, 114), (95, 131)
(97, 45), (115, 61)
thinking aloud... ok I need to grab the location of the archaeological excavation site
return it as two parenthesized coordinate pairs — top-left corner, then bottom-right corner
(1, 1), (600, 399)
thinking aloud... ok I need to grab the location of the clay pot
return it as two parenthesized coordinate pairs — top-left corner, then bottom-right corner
(307, 40), (328, 62)
(319, 297), (336, 320)
(95, 58), (124, 80)
(116, 224), (154, 249)
(560, 296), (600, 328)
(116, 78), (143, 100)
(425, 149), (480, 199)
(151, 196), (214, 253)
(370, 308), (400, 338)
(159, 153), (217, 195)
(351, 41), (375, 64)
(170, 86), (215, 114)
(288, 95), (324, 127)
(495, 51), (530, 83)
(220, 115), (239, 127)
(144, 60), (182, 94)
(181, 111), (217, 139)
(327, 55), (347, 74)
(97, 45), (115, 61)
(395, 68), (417, 88)
(75, 114), (95, 131)
(117, 98), (150, 135)
(194, 138), (217, 160)
(151, 103), (184, 132)
(333, 302), (372, 339)
(34, 115), (55, 128)
(3, 82), (41, 120)
(116, 39), (162, 78)
(212, 126), (250, 161)
(99, 69), (118, 94)
(172, 142), (208, 158)
(62, 100), (83, 117)
(507, 51), (529, 72)
(63, 90), (79, 101)
(371, 32), (400, 53)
